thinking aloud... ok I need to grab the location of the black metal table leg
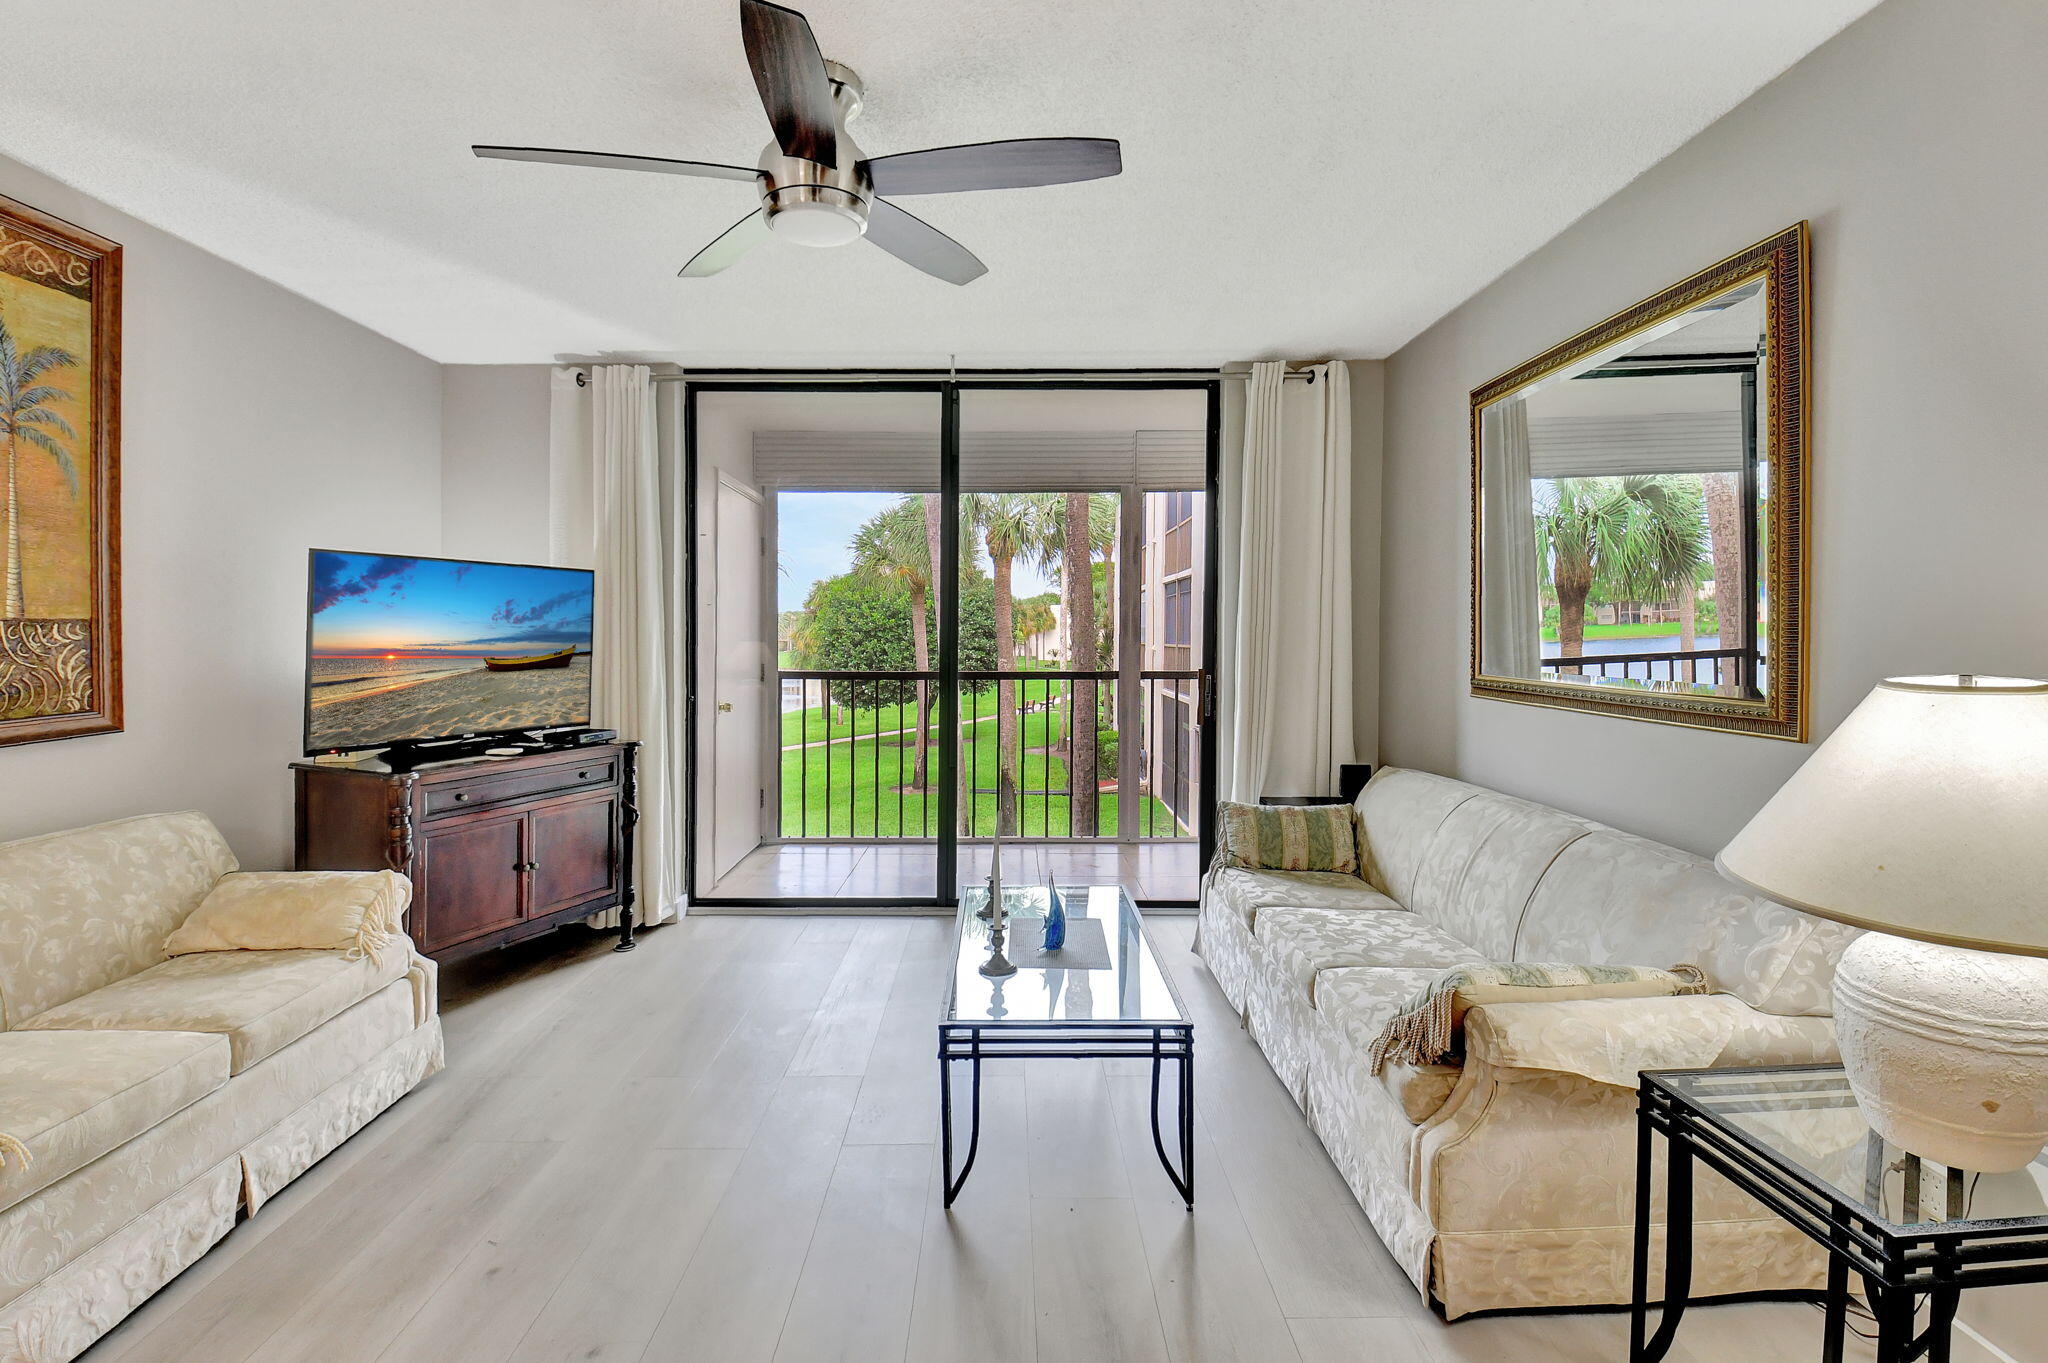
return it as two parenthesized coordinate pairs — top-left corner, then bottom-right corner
(1822, 1228), (1849, 1363)
(1926, 1285), (1959, 1363)
(1630, 1094), (1656, 1361)
(1872, 1282), (1913, 1363)
(940, 1034), (982, 1208)
(1180, 1045), (1196, 1207)
(1633, 1108), (1694, 1362)
(1146, 1035), (1195, 1207)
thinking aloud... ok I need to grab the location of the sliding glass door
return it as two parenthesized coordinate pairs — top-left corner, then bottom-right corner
(685, 379), (1216, 908)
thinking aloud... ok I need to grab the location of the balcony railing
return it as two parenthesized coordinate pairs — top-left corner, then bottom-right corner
(1540, 647), (1761, 692)
(777, 668), (1200, 842)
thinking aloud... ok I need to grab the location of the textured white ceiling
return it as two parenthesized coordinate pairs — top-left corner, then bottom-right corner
(0, 0), (1877, 365)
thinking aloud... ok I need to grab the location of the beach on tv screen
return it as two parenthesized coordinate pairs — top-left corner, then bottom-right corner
(306, 550), (594, 751)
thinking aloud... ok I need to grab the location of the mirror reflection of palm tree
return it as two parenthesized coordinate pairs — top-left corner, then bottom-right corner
(0, 312), (80, 619)
(1535, 475), (1706, 674)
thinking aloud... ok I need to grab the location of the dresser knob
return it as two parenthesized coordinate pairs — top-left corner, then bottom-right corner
(578, 770), (590, 780)
(453, 792), (468, 802)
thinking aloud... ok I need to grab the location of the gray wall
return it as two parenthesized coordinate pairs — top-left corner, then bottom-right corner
(441, 364), (551, 563)
(1375, 0), (2048, 857)
(0, 157), (444, 866)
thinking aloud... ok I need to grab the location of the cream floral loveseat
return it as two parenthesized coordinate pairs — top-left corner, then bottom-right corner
(0, 812), (444, 1362)
(1197, 767), (1858, 1318)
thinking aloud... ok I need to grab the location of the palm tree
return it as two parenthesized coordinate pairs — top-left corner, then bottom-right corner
(1534, 475), (1706, 674)
(849, 497), (941, 789)
(963, 492), (1057, 835)
(1012, 597), (1057, 653)
(0, 314), (80, 619)
(1057, 492), (1118, 836)
(1702, 471), (1746, 684)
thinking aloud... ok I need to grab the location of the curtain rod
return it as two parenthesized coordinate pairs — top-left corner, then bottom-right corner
(569, 367), (1319, 387)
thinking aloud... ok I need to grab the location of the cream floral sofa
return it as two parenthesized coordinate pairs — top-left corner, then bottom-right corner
(0, 812), (444, 1362)
(1197, 767), (1858, 1319)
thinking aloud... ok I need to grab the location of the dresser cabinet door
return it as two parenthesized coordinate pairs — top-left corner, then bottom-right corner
(417, 810), (526, 949)
(527, 793), (619, 917)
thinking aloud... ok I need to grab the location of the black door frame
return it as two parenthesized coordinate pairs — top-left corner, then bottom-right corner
(682, 373), (1223, 909)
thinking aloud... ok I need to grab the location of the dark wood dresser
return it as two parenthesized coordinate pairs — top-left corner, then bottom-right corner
(292, 743), (639, 961)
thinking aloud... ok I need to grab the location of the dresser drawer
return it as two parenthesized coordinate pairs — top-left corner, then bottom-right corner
(421, 754), (620, 818)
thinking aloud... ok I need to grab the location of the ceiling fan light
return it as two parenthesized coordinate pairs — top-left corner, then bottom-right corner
(767, 199), (867, 248)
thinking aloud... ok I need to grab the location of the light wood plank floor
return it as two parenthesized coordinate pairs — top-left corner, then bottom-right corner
(83, 914), (1932, 1362)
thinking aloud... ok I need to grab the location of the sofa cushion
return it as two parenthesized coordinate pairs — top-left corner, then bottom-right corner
(1514, 827), (1857, 1015)
(1354, 768), (1482, 904)
(1206, 866), (1400, 932)
(1403, 792), (1597, 959)
(18, 947), (411, 1074)
(0, 1029), (229, 1210)
(1217, 802), (1362, 874)
(0, 811), (238, 1029)
(1310, 966), (1460, 1122)
(165, 869), (410, 958)
(1255, 907), (1485, 1005)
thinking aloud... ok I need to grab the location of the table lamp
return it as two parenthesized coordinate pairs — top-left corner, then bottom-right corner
(1718, 674), (2048, 1173)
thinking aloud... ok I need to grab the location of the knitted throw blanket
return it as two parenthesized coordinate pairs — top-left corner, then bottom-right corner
(1366, 961), (1709, 1075)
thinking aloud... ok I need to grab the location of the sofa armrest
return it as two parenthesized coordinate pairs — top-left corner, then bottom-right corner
(404, 940), (438, 1026)
(1462, 994), (1833, 1089)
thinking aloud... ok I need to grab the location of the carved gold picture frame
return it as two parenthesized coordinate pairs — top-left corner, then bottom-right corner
(1468, 222), (1809, 741)
(0, 192), (121, 747)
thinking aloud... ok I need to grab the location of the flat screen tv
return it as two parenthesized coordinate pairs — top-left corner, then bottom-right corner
(304, 549), (595, 755)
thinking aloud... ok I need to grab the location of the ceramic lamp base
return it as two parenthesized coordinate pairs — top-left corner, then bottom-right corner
(1833, 932), (2048, 1173)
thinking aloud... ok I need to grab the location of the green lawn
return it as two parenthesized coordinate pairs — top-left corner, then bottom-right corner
(779, 667), (1096, 745)
(777, 704), (1176, 838)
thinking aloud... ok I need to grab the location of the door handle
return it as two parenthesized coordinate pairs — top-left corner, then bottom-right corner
(718, 701), (734, 712)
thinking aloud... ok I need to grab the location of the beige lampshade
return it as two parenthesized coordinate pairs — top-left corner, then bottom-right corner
(1716, 674), (2048, 957)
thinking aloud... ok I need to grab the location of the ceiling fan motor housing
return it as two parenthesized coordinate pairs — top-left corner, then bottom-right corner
(760, 61), (869, 247)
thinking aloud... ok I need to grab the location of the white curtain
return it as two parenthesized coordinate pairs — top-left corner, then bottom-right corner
(1479, 399), (1541, 679)
(1227, 360), (1356, 802)
(568, 366), (682, 925)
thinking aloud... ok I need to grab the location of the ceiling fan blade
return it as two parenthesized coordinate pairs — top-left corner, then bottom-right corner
(864, 199), (986, 286)
(861, 138), (1122, 197)
(680, 209), (772, 277)
(739, 0), (838, 166)
(472, 145), (760, 183)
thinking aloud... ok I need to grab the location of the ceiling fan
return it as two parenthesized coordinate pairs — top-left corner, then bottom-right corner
(473, 0), (1122, 285)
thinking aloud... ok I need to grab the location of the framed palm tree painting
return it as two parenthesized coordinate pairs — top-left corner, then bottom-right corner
(0, 193), (119, 747)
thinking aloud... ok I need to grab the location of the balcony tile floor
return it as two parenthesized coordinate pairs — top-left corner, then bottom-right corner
(704, 841), (1201, 903)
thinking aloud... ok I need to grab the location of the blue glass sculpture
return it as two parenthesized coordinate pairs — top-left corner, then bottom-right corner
(1042, 878), (1066, 951)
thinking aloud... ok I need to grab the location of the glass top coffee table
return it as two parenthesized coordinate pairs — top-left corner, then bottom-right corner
(940, 883), (1193, 1208)
(1632, 1064), (2048, 1363)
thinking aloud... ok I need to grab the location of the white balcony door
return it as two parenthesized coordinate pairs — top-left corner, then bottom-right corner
(708, 473), (766, 882)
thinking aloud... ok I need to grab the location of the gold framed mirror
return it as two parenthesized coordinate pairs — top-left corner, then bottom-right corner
(1469, 223), (1809, 740)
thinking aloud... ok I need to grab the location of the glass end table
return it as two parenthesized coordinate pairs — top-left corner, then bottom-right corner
(1633, 1063), (2048, 1363)
(941, 883), (1193, 1208)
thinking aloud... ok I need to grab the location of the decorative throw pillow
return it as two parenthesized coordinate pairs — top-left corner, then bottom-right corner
(1216, 801), (1361, 876)
(164, 870), (411, 962)
(1366, 961), (1709, 1074)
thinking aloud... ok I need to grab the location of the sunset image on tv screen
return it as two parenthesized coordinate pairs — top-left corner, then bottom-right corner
(305, 550), (594, 751)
